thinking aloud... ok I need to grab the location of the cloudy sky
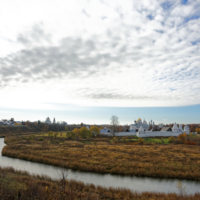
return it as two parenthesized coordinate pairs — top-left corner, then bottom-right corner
(0, 0), (200, 124)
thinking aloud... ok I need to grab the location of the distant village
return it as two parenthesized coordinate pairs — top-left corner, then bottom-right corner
(1, 117), (199, 137)
(0, 117), (68, 126)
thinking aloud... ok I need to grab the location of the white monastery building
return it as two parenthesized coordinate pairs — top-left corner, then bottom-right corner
(136, 122), (189, 138)
(130, 118), (154, 132)
(100, 118), (190, 137)
(45, 117), (51, 124)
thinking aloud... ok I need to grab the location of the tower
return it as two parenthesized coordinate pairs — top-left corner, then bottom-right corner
(53, 118), (56, 124)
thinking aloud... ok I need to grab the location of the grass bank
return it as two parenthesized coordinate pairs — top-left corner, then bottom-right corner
(1, 166), (200, 200)
(2, 135), (200, 180)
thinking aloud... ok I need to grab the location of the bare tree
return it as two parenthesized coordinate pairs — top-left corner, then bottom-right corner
(57, 165), (70, 200)
(110, 115), (119, 136)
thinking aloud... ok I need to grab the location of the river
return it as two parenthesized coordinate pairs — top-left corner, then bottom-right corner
(0, 138), (200, 194)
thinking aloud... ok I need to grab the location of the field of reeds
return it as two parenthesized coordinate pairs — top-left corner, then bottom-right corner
(2, 135), (200, 180)
(1, 166), (200, 200)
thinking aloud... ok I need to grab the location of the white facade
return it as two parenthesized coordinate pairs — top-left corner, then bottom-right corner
(130, 118), (153, 132)
(158, 123), (164, 128)
(100, 122), (190, 138)
(137, 123), (190, 137)
(100, 127), (111, 134)
(45, 117), (51, 124)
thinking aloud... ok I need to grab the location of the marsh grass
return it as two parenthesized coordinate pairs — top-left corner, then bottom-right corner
(3, 135), (200, 180)
(0, 167), (200, 200)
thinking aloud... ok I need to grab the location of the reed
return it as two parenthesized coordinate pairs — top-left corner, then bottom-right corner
(0, 167), (200, 200)
(2, 135), (200, 180)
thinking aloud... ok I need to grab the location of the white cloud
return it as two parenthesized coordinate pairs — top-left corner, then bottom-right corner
(0, 0), (200, 109)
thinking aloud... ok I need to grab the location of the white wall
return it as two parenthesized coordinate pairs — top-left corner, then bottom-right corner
(100, 132), (136, 136)
(136, 131), (182, 138)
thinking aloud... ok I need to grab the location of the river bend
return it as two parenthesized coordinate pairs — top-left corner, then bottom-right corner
(0, 138), (200, 194)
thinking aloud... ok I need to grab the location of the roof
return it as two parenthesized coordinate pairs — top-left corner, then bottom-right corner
(139, 126), (144, 132)
(161, 127), (171, 131)
(172, 122), (179, 130)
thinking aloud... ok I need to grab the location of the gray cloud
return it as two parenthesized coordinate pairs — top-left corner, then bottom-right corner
(0, 0), (200, 106)
(17, 24), (51, 47)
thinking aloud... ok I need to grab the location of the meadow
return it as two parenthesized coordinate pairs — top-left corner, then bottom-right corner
(2, 134), (200, 180)
(1, 166), (200, 200)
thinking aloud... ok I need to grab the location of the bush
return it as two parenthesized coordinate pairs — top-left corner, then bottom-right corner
(50, 140), (60, 144)
(178, 133), (187, 142)
(66, 131), (76, 139)
(174, 139), (183, 144)
(168, 136), (176, 143)
(138, 138), (144, 144)
(184, 140), (197, 145)
(39, 137), (45, 141)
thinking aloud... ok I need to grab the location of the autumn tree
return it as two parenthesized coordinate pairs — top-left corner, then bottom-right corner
(72, 128), (80, 138)
(110, 115), (119, 136)
(79, 127), (92, 138)
(48, 131), (54, 137)
(89, 126), (100, 136)
(196, 127), (200, 134)
(178, 133), (187, 142)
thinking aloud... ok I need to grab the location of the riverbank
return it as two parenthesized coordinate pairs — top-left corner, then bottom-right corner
(2, 135), (200, 180)
(0, 125), (35, 138)
(1, 166), (200, 200)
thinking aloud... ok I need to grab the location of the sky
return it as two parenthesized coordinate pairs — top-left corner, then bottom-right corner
(0, 0), (200, 124)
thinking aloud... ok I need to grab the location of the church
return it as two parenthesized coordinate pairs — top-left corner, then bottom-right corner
(136, 122), (190, 137)
(130, 118), (154, 132)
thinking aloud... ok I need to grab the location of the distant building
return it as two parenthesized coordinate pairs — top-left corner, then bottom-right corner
(158, 123), (164, 128)
(161, 127), (172, 132)
(136, 122), (190, 138)
(53, 118), (56, 124)
(100, 127), (111, 134)
(14, 121), (22, 125)
(130, 118), (153, 132)
(0, 121), (4, 125)
(45, 117), (51, 124)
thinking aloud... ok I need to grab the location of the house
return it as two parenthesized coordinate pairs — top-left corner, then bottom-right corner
(137, 123), (190, 138)
(161, 127), (172, 132)
(100, 127), (111, 135)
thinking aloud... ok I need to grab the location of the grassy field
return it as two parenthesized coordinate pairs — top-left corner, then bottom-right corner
(2, 135), (200, 180)
(1, 167), (200, 200)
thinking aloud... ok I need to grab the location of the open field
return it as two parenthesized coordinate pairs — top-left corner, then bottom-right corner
(1, 167), (200, 200)
(2, 135), (200, 180)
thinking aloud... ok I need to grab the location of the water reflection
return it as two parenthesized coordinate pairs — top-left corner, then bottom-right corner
(0, 138), (199, 194)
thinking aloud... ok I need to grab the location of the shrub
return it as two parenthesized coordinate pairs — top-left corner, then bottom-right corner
(138, 138), (144, 144)
(168, 136), (176, 143)
(178, 133), (187, 142)
(48, 131), (54, 137)
(174, 139), (183, 144)
(66, 131), (76, 139)
(50, 140), (60, 144)
(184, 140), (197, 145)
(39, 137), (45, 141)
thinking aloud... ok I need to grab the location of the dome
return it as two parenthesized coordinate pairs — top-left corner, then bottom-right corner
(138, 126), (144, 132)
(137, 118), (142, 122)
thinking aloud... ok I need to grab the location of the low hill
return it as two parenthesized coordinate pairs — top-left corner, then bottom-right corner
(0, 126), (34, 137)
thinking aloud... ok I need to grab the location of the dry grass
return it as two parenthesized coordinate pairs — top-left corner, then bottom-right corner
(2, 135), (200, 180)
(1, 166), (200, 200)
